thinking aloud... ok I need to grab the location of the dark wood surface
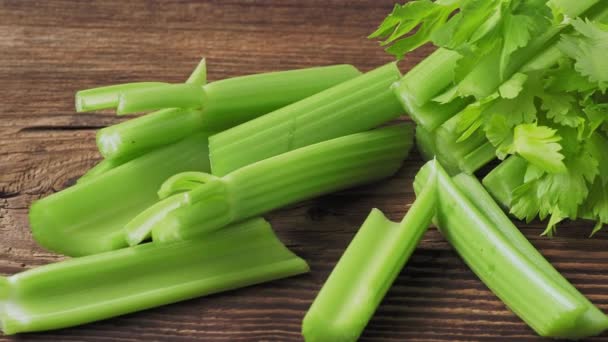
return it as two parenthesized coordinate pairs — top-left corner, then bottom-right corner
(1, 1), (608, 341)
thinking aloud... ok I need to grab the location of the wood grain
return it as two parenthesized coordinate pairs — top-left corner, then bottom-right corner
(1, 1), (607, 341)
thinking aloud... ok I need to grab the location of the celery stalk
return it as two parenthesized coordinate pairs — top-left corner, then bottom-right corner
(29, 132), (211, 256)
(482, 156), (527, 208)
(75, 82), (169, 113)
(199, 65), (361, 130)
(414, 161), (608, 339)
(117, 83), (204, 115)
(415, 119), (495, 175)
(76, 58), (207, 114)
(397, 1), (605, 133)
(0, 218), (309, 335)
(209, 63), (403, 176)
(96, 108), (205, 160)
(96, 65), (361, 161)
(395, 48), (462, 108)
(302, 163), (436, 342)
(125, 124), (413, 245)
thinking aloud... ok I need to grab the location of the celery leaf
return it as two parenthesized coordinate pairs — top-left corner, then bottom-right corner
(512, 123), (566, 174)
(559, 19), (608, 91)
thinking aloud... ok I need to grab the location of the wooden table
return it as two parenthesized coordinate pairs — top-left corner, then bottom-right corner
(1, 1), (608, 341)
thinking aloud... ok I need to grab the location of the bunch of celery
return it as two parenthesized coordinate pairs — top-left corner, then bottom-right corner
(10, 58), (412, 335)
(371, 0), (608, 235)
(29, 60), (362, 256)
(9, 46), (421, 335)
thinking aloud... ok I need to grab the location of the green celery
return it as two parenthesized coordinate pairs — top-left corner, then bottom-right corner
(414, 160), (608, 339)
(395, 48), (462, 108)
(0, 218), (309, 335)
(415, 117), (495, 175)
(209, 63), (403, 176)
(77, 158), (123, 184)
(75, 82), (169, 113)
(390, 1), (604, 134)
(482, 156), (527, 209)
(29, 132), (211, 256)
(199, 65), (361, 130)
(95, 65), (361, 161)
(97, 108), (205, 160)
(117, 83), (203, 115)
(76, 58), (207, 113)
(126, 124), (414, 245)
(302, 163), (437, 342)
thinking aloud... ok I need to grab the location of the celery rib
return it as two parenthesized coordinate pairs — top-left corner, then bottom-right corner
(414, 161), (608, 339)
(209, 63), (403, 176)
(0, 218), (308, 335)
(482, 156), (527, 208)
(29, 132), (211, 256)
(96, 108), (205, 160)
(415, 119), (495, 175)
(125, 124), (413, 245)
(117, 83), (204, 115)
(302, 162), (437, 342)
(75, 82), (169, 113)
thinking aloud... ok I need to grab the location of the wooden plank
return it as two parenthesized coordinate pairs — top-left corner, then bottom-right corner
(1, 0), (607, 341)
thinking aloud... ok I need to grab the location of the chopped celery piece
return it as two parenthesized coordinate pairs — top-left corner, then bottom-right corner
(399, 96), (468, 132)
(415, 118), (496, 175)
(414, 161), (608, 339)
(29, 132), (211, 256)
(77, 58), (207, 113)
(396, 48), (462, 108)
(117, 83), (204, 115)
(199, 64), (361, 130)
(302, 163), (437, 342)
(126, 124), (414, 245)
(97, 108), (205, 160)
(0, 218), (309, 335)
(96, 65), (361, 161)
(75, 82), (168, 113)
(209, 63), (403, 176)
(482, 156), (528, 209)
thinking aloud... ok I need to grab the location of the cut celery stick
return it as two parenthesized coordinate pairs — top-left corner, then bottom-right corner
(398, 95), (468, 132)
(199, 64), (362, 130)
(96, 65), (361, 161)
(75, 82), (168, 113)
(0, 218), (309, 335)
(415, 118), (495, 175)
(414, 161), (608, 339)
(302, 163), (436, 342)
(396, 48), (462, 108)
(209, 63), (403, 176)
(125, 124), (413, 245)
(29, 132), (211, 256)
(117, 83), (204, 115)
(76, 58), (207, 114)
(482, 156), (528, 208)
(96, 108), (205, 160)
